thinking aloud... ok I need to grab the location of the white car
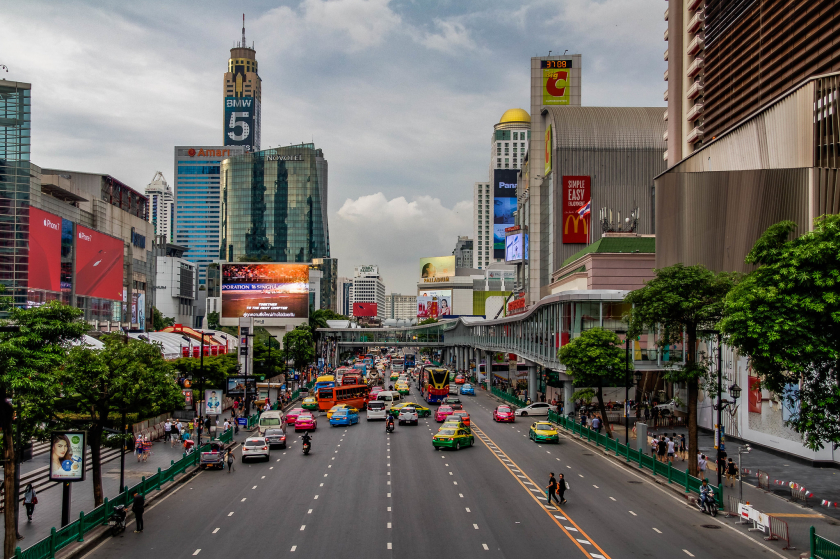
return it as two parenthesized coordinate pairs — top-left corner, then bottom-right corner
(241, 437), (270, 462)
(449, 384), (460, 395)
(367, 400), (388, 421)
(398, 406), (419, 426)
(655, 400), (678, 415)
(514, 403), (557, 417)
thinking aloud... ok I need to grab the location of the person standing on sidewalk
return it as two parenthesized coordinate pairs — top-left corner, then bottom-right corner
(227, 450), (235, 473)
(591, 415), (601, 434)
(679, 433), (687, 460)
(666, 436), (675, 464)
(132, 492), (145, 533)
(698, 454), (708, 478)
(163, 419), (171, 442)
(726, 458), (737, 487)
(23, 483), (37, 521)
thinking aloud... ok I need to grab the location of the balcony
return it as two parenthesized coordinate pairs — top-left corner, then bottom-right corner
(663, 151), (668, 161)
(687, 80), (704, 100)
(664, 89), (669, 102)
(688, 0), (704, 10)
(687, 56), (704, 78)
(686, 125), (704, 144)
(663, 110), (669, 121)
(664, 7), (669, 21)
(664, 28), (669, 41)
(663, 130), (669, 141)
(664, 69), (669, 82)
(686, 102), (704, 122)
(687, 9), (704, 33)
(664, 48), (669, 61)
(687, 33), (704, 56)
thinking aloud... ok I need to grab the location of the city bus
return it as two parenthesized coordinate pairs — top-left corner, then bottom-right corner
(404, 353), (416, 371)
(364, 354), (375, 369)
(315, 375), (335, 392)
(317, 384), (370, 412)
(391, 358), (405, 373)
(422, 367), (450, 404)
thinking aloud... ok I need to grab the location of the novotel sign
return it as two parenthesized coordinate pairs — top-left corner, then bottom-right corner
(266, 154), (304, 162)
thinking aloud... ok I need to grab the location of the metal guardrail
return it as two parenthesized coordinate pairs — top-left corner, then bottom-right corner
(490, 387), (524, 408)
(790, 485), (812, 505)
(811, 527), (840, 559)
(14, 442), (212, 559)
(726, 495), (744, 518)
(766, 515), (792, 550)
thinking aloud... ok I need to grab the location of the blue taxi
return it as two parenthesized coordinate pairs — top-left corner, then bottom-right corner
(329, 407), (359, 427)
(460, 383), (475, 396)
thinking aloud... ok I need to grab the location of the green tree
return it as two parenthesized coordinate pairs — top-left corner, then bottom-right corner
(172, 352), (238, 389)
(283, 324), (315, 372)
(0, 301), (87, 558)
(720, 216), (840, 450)
(625, 264), (738, 475)
(151, 306), (175, 331)
(419, 317), (438, 325)
(558, 328), (630, 438)
(60, 334), (182, 506)
(207, 311), (220, 330)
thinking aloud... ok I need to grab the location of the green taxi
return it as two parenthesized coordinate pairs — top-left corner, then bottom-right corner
(433, 427), (474, 450)
(528, 421), (560, 443)
(389, 402), (431, 418)
(302, 396), (319, 411)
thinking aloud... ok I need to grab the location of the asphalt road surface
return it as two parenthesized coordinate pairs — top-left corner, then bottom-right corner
(81, 387), (789, 559)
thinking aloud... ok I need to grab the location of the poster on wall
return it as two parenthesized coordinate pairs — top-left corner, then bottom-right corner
(417, 290), (452, 319)
(28, 207), (62, 292)
(221, 263), (309, 319)
(562, 176), (591, 244)
(493, 169), (518, 259)
(748, 376), (762, 414)
(541, 59), (572, 106)
(75, 225), (124, 301)
(49, 431), (86, 482)
(205, 389), (222, 416)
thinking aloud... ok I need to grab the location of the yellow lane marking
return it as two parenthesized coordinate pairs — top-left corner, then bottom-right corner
(471, 422), (613, 559)
(765, 513), (824, 518)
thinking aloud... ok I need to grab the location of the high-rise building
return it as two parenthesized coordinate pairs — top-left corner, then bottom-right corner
(174, 146), (245, 286)
(350, 265), (386, 321)
(146, 171), (174, 242)
(386, 293), (417, 321)
(452, 236), (473, 269)
(491, 108), (530, 173)
(336, 276), (351, 317)
(664, 0), (840, 166)
(220, 144), (330, 263)
(223, 15), (261, 153)
(472, 181), (491, 268)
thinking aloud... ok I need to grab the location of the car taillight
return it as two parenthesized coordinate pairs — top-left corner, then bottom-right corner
(263, 446), (268, 450)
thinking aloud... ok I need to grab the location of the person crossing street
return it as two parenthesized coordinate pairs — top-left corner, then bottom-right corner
(546, 472), (561, 506)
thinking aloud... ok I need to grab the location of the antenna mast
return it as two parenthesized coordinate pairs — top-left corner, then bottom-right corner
(241, 14), (246, 48)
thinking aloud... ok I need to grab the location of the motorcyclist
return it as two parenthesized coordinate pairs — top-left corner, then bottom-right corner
(386, 414), (395, 432)
(301, 432), (312, 448)
(388, 384), (394, 391)
(699, 479), (713, 511)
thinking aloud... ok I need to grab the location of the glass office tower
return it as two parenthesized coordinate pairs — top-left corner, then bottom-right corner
(221, 144), (330, 264)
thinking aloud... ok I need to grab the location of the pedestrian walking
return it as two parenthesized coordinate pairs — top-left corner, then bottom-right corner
(135, 436), (144, 462)
(679, 433), (687, 460)
(591, 415), (602, 434)
(657, 436), (667, 463)
(163, 420), (171, 441)
(726, 458), (738, 488)
(651, 406), (659, 427)
(580, 413), (588, 428)
(557, 473), (568, 504)
(132, 492), (145, 532)
(666, 436), (675, 464)
(223, 419), (230, 433)
(546, 472), (561, 506)
(23, 483), (37, 521)
(227, 450), (235, 473)
(650, 435), (657, 457)
(698, 454), (707, 478)
(643, 405), (650, 423)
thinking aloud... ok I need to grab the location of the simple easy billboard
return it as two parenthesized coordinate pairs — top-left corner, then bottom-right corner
(224, 96), (258, 152)
(419, 256), (455, 279)
(562, 176), (591, 244)
(221, 263), (309, 319)
(417, 289), (452, 319)
(493, 169), (518, 259)
(75, 225), (124, 301)
(352, 302), (378, 317)
(28, 207), (62, 292)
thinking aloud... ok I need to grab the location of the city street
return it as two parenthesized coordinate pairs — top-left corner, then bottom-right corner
(80, 388), (790, 559)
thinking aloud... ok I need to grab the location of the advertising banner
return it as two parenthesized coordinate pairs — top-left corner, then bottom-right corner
(75, 225), (124, 301)
(224, 96), (257, 152)
(748, 376), (762, 414)
(545, 124), (552, 175)
(205, 389), (223, 416)
(352, 302), (378, 317)
(221, 263), (309, 319)
(417, 289), (452, 319)
(49, 431), (86, 482)
(505, 233), (525, 262)
(562, 176), (591, 244)
(419, 256), (455, 280)
(493, 169), (518, 259)
(28, 207), (62, 292)
(226, 377), (256, 395)
(542, 59), (572, 106)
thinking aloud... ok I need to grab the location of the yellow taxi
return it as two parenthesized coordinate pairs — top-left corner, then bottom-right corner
(389, 401), (431, 418)
(327, 404), (359, 419)
(528, 421), (560, 443)
(395, 381), (410, 395)
(441, 419), (471, 434)
(390, 371), (400, 381)
(302, 396), (319, 411)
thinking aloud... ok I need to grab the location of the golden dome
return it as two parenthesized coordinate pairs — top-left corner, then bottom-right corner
(499, 108), (531, 124)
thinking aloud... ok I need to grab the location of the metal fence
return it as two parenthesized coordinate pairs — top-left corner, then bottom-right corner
(766, 515), (792, 550)
(491, 388), (525, 408)
(812, 527), (840, 559)
(790, 485), (812, 505)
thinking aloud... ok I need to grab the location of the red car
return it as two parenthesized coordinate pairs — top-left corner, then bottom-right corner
(454, 374), (466, 385)
(450, 411), (470, 427)
(286, 407), (305, 425)
(493, 405), (515, 422)
(435, 405), (454, 423)
(294, 412), (317, 431)
(368, 387), (384, 402)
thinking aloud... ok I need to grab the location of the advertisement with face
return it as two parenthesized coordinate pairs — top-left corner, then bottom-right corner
(49, 432), (86, 482)
(75, 226), (124, 301)
(28, 207), (62, 292)
(493, 170), (519, 259)
(221, 263), (309, 319)
(205, 389), (222, 416)
(419, 256), (455, 279)
(417, 290), (452, 319)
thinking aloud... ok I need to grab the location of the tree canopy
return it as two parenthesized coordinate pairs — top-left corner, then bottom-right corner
(720, 216), (840, 450)
(283, 324), (315, 372)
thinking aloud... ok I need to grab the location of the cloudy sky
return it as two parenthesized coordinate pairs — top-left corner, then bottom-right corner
(2, 0), (665, 293)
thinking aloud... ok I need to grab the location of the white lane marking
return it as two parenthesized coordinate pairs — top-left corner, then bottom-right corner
(300, 525), (306, 531)
(314, 495), (319, 499)
(565, 526), (578, 531)
(252, 485), (257, 489)
(629, 511), (637, 516)
(528, 488), (540, 492)
(537, 496), (547, 501)
(567, 466), (571, 468)
(387, 481), (391, 485)
(592, 485), (599, 489)
(482, 543), (489, 550)
(307, 509), (312, 514)
(576, 539), (591, 545)
(290, 545), (297, 552)
(473, 524), (479, 530)
(387, 472), (391, 475)
(466, 507), (471, 512)
(578, 474), (584, 478)
(449, 472), (453, 476)
(387, 543), (392, 550)
(387, 522), (392, 528)
(459, 493), (464, 498)
(387, 506), (391, 511)
(609, 497), (616, 501)
(212, 528), (219, 534)
(241, 498), (246, 502)
(653, 528), (662, 533)
(683, 551), (694, 557)
(193, 550), (201, 556)
(332, 457), (335, 461)
(228, 512), (234, 516)
(553, 515), (567, 520)
(324, 474), (328, 477)
(262, 476), (266, 479)
(320, 483), (323, 487)
(445, 463), (449, 466)
(591, 555), (606, 559)
(328, 465), (332, 468)
(387, 493), (391, 497)
(453, 481), (458, 485)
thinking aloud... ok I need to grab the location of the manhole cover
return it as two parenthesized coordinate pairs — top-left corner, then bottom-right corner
(701, 525), (720, 529)
(628, 481), (643, 484)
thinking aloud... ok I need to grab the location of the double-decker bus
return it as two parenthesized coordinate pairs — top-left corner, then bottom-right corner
(422, 367), (450, 404)
(391, 358), (405, 373)
(317, 384), (370, 412)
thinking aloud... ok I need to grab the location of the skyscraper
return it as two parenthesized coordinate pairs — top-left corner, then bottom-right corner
(223, 15), (261, 152)
(145, 171), (174, 242)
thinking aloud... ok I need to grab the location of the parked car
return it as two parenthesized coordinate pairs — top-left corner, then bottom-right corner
(655, 400), (679, 415)
(514, 402), (557, 417)
(242, 437), (270, 462)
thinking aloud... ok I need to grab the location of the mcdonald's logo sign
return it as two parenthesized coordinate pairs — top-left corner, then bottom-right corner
(562, 176), (590, 244)
(564, 214), (588, 235)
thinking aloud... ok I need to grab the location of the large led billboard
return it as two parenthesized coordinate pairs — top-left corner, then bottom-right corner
(419, 256), (455, 280)
(352, 302), (378, 317)
(505, 233), (529, 263)
(541, 59), (573, 106)
(28, 207), (62, 292)
(75, 225), (124, 301)
(221, 263), (309, 319)
(562, 176), (591, 244)
(493, 169), (518, 259)
(417, 289), (452, 319)
(224, 96), (259, 152)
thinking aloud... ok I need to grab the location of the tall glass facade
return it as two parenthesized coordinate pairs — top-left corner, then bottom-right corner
(174, 146), (244, 285)
(221, 144), (330, 264)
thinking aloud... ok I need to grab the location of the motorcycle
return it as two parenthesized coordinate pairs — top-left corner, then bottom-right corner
(108, 504), (127, 535)
(302, 437), (312, 455)
(386, 421), (395, 434)
(695, 492), (718, 517)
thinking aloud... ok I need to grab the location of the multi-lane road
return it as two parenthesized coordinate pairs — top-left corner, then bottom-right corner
(80, 384), (789, 559)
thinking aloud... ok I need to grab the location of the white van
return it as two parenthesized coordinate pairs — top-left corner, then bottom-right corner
(375, 391), (401, 412)
(258, 410), (285, 436)
(366, 400), (388, 421)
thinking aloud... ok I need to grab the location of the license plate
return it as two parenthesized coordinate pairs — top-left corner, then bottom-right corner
(108, 520), (117, 526)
